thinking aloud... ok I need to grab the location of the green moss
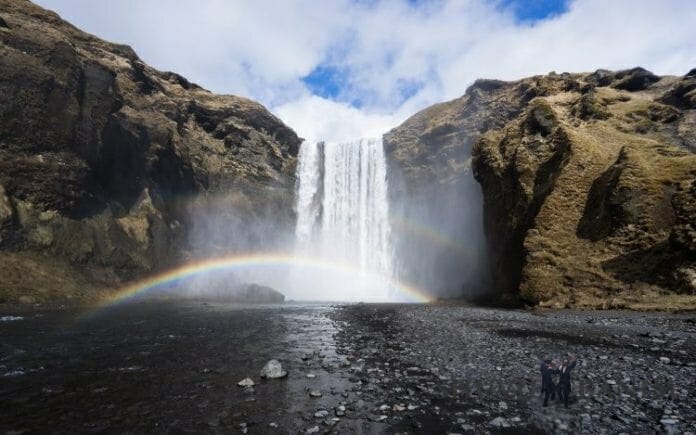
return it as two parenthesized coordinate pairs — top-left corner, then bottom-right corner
(525, 99), (557, 136)
(574, 92), (611, 120)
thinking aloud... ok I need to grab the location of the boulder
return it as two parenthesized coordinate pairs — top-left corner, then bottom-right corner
(234, 283), (285, 303)
(260, 360), (287, 379)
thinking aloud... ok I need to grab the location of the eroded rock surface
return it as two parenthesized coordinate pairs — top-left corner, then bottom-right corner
(0, 0), (301, 302)
(387, 69), (696, 309)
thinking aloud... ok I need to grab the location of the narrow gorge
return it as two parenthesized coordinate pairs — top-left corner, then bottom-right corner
(2, 2), (696, 434)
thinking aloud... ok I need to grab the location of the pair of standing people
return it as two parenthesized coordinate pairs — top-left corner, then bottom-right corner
(540, 356), (577, 408)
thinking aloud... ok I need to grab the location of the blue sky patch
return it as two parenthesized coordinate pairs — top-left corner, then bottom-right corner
(498, 0), (570, 23)
(302, 64), (426, 109)
(302, 65), (347, 100)
(396, 78), (424, 101)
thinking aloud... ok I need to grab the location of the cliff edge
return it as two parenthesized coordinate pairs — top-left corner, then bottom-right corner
(0, 0), (301, 303)
(387, 68), (696, 310)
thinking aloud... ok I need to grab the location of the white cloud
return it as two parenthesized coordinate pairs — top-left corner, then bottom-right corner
(35, 0), (696, 143)
(275, 94), (402, 144)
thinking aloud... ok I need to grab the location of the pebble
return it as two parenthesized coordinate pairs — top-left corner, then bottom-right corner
(237, 378), (254, 387)
(314, 410), (329, 418)
(489, 416), (510, 428)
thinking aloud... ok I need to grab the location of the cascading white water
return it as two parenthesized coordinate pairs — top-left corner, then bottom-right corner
(293, 138), (395, 301)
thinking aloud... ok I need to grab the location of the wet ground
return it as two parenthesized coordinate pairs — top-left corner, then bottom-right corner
(1, 301), (695, 434)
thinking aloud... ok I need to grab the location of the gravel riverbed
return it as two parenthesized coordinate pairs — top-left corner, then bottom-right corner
(331, 304), (696, 434)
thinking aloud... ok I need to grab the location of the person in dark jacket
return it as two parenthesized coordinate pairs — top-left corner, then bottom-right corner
(540, 358), (559, 407)
(558, 355), (577, 408)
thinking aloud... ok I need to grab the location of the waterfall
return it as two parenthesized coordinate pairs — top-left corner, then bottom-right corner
(293, 138), (394, 301)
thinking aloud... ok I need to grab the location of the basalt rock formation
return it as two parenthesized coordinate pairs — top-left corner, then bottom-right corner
(387, 68), (696, 310)
(0, 0), (301, 303)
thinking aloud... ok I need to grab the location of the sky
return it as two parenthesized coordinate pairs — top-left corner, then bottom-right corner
(35, 0), (696, 143)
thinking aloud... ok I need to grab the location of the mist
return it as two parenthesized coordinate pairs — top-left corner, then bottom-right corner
(387, 158), (489, 302)
(159, 134), (487, 304)
(171, 187), (299, 301)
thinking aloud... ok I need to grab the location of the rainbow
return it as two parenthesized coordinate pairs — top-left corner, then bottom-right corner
(89, 253), (432, 314)
(389, 215), (471, 255)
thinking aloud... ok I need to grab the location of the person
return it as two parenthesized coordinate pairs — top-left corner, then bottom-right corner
(540, 358), (558, 407)
(549, 364), (559, 401)
(558, 355), (577, 408)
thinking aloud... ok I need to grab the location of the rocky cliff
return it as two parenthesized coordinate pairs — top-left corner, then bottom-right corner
(387, 68), (696, 310)
(0, 0), (301, 303)
(384, 92), (490, 301)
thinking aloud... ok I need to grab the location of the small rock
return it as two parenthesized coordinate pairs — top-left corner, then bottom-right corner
(314, 410), (329, 418)
(237, 377), (254, 387)
(309, 390), (322, 398)
(306, 373), (316, 379)
(260, 360), (288, 379)
(659, 357), (671, 364)
(306, 425), (320, 434)
(0, 316), (23, 322)
(489, 417), (510, 428)
(323, 418), (339, 426)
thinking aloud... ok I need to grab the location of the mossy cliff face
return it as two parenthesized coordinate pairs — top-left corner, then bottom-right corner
(388, 68), (696, 310)
(0, 0), (301, 303)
